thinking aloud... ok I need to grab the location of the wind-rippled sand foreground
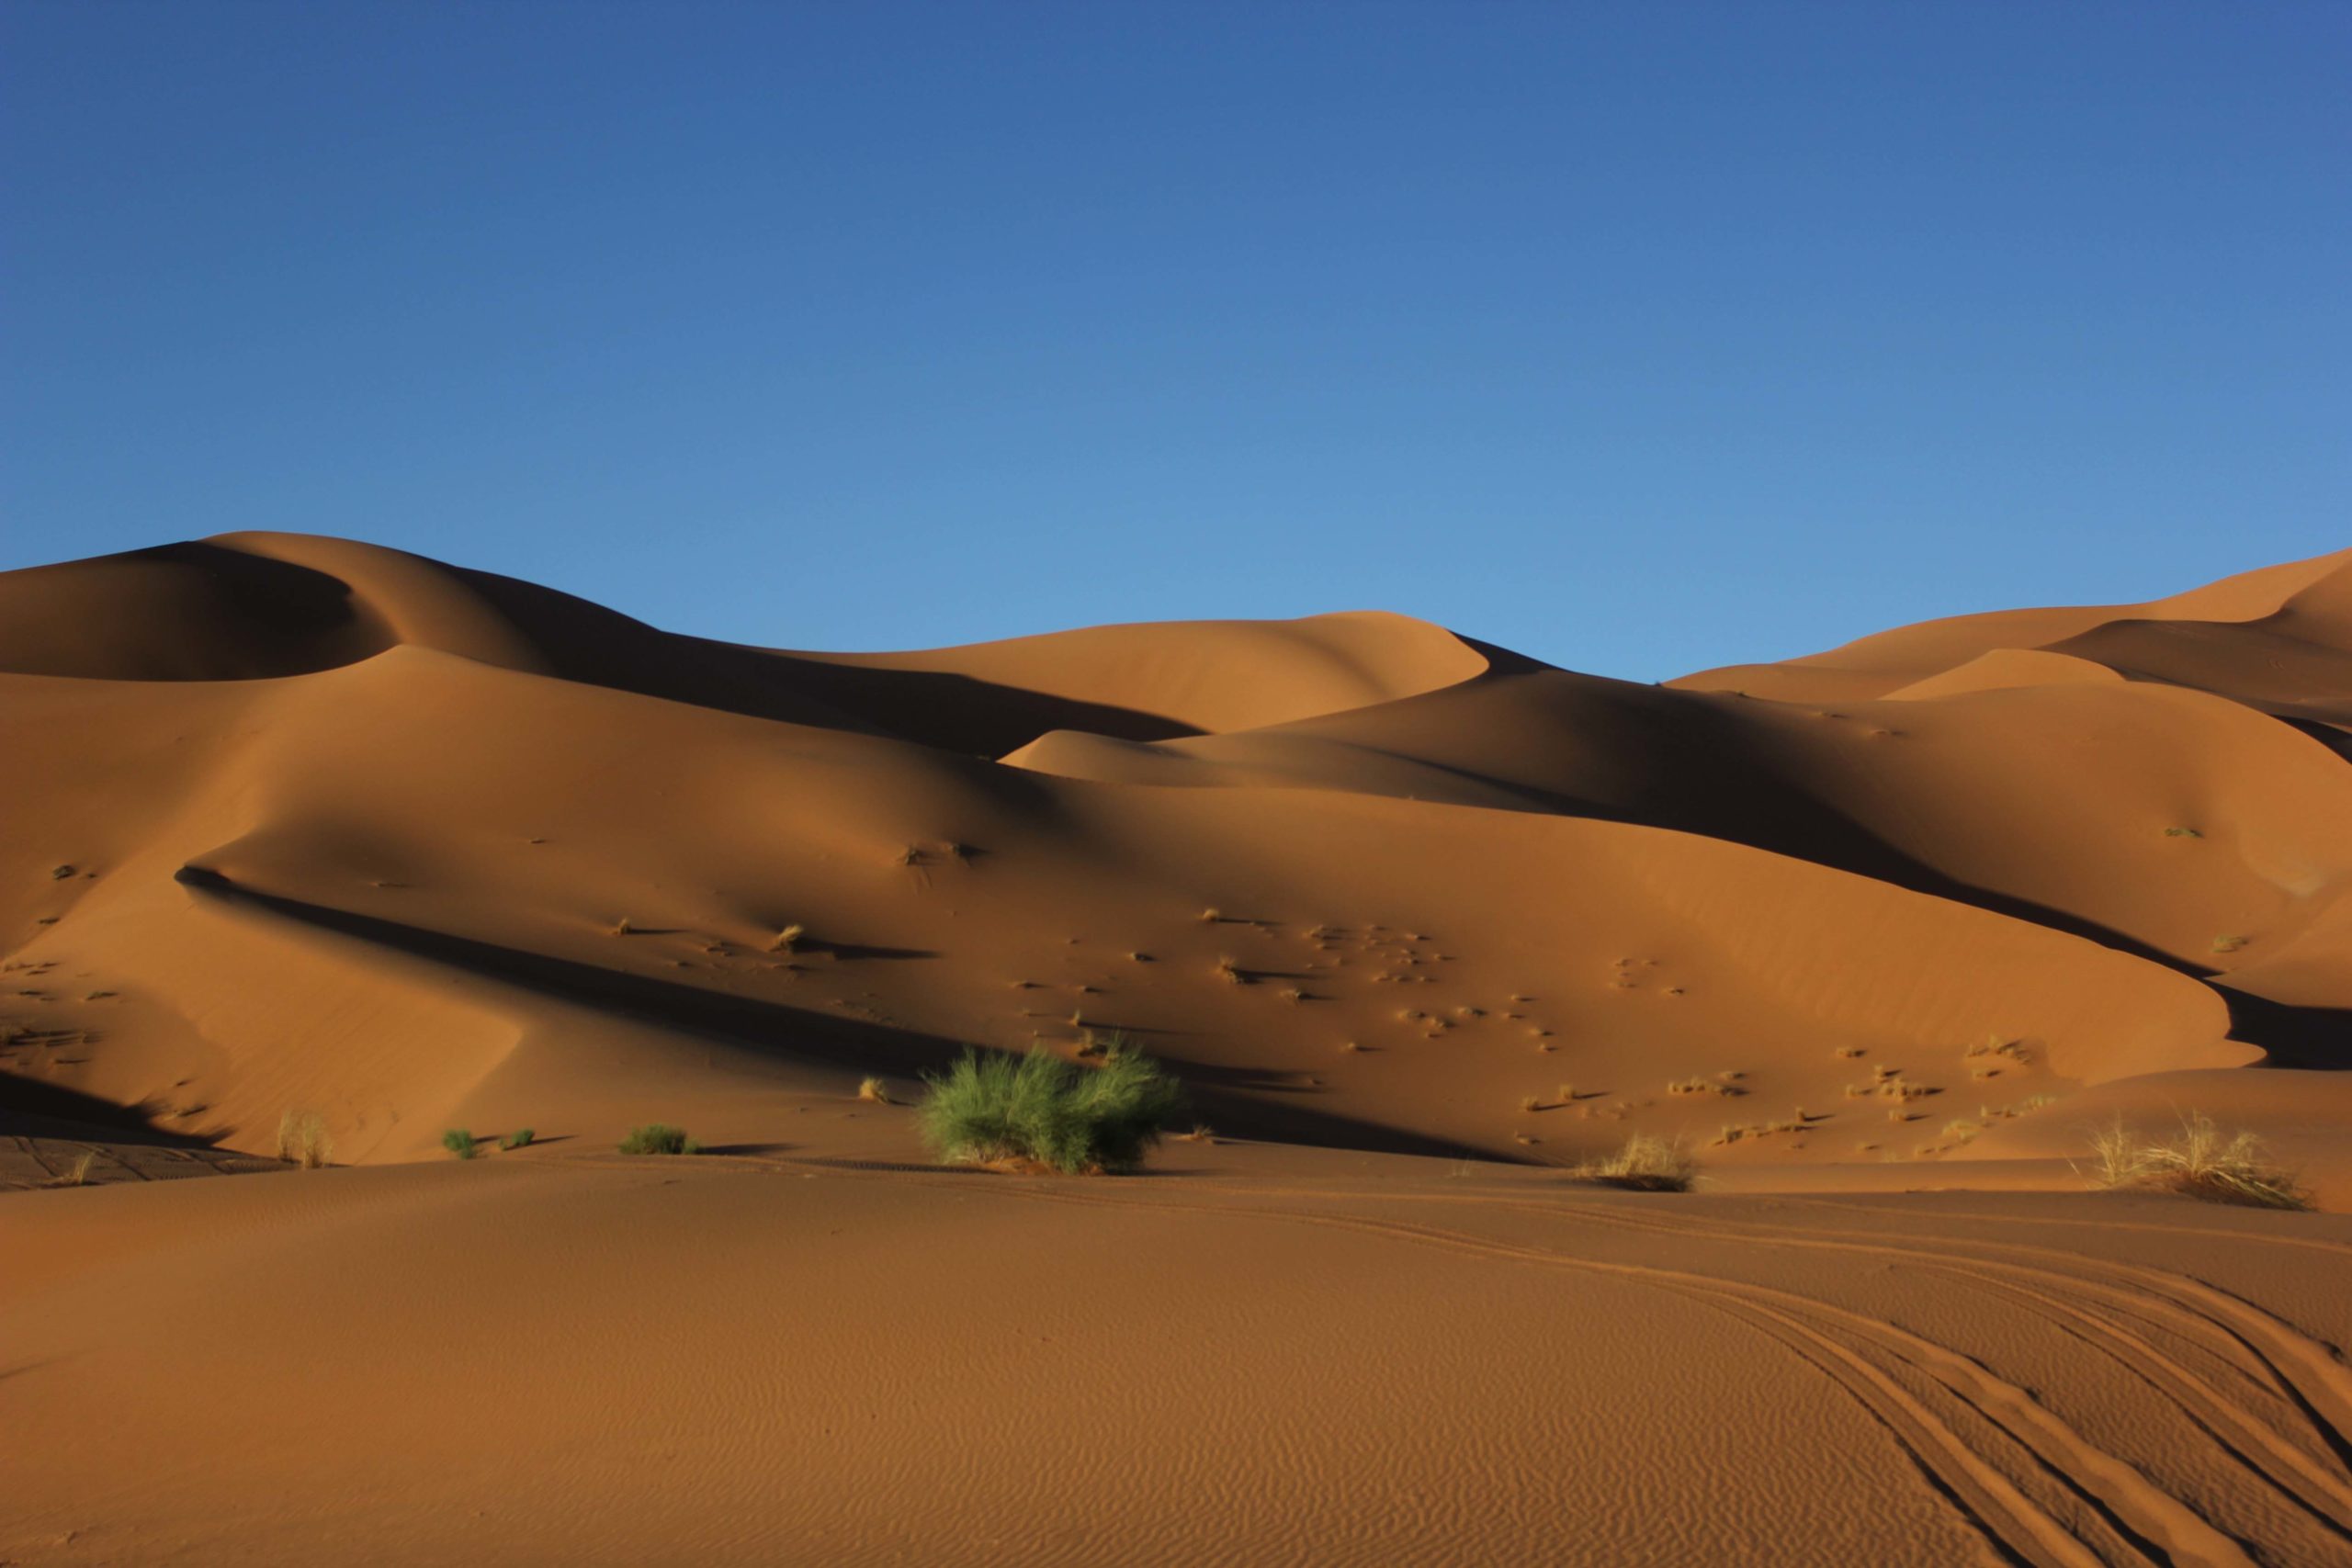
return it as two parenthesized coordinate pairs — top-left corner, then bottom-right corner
(6, 534), (2352, 1563)
(8, 1145), (2352, 1566)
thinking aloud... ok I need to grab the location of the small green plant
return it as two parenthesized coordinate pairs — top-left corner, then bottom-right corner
(1574, 1134), (1698, 1192)
(500, 1128), (535, 1151)
(619, 1123), (699, 1156)
(919, 1044), (1183, 1174)
(442, 1128), (478, 1160)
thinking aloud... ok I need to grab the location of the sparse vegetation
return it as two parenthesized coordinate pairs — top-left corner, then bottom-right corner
(1574, 1134), (1698, 1192)
(619, 1123), (699, 1156)
(500, 1128), (535, 1150)
(43, 1149), (96, 1188)
(2082, 1113), (2310, 1209)
(918, 1044), (1183, 1175)
(1216, 955), (1245, 985)
(1668, 1075), (1739, 1098)
(858, 1077), (890, 1104)
(442, 1128), (478, 1159)
(1520, 1094), (1541, 1112)
(2163, 826), (2203, 839)
(608, 917), (635, 936)
(769, 923), (805, 953)
(2211, 934), (2251, 954)
(1834, 1045), (1863, 1058)
(276, 1110), (333, 1168)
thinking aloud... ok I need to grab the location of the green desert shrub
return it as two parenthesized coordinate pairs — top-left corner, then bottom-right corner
(919, 1044), (1183, 1174)
(442, 1128), (478, 1160)
(619, 1123), (699, 1156)
(500, 1128), (535, 1151)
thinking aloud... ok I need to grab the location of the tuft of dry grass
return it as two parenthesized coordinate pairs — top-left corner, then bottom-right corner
(1199, 907), (1221, 923)
(1178, 1123), (1215, 1143)
(1279, 987), (1305, 1004)
(43, 1149), (97, 1188)
(2211, 934), (2250, 954)
(769, 923), (805, 953)
(1216, 955), (1246, 986)
(276, 1110), (333, 1168)
(608, 917), (635, 937)
(1573, 1134), (1698, 1192)
(858, 1077), (890, 1104)
(2080, 1114), (2311, 1210)
(1834, 1045), (1863, 1058)
(1519, 1094), (1541, 1113)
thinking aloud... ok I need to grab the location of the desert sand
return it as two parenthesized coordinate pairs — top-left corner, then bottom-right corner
(6, 534), (2352, 1565)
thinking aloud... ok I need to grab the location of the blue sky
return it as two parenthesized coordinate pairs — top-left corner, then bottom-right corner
(3, 2), (2344, 679)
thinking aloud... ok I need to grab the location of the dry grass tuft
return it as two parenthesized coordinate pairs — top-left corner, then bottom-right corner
(2081, 1114), (2310, 1210)
(1834, 1045), (1863, 1058)
(769, 923), (805, 953)
(858, 1077), (890, 1104)
(608, 917), (635, 937)
(2211, 933), (2250, 954)
(1199, 907), (1221, 923)
(1216, 955), (1246, 986)
(43, 1149), (97, 1188)
(276, 1110), (333, 1168)
(1573, 1134), (1698, 1192)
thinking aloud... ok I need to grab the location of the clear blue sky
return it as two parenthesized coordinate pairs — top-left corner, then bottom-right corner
(3, 3), (2344, 679)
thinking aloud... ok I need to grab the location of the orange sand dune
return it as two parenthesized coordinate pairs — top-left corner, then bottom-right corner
(5, 532), (2346, 1163)
(8, 533), (2352, 1565)
(1675, 546), (2352, 723)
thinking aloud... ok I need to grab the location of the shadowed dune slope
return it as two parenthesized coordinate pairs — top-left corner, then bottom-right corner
(3, 533), (2347, 1179)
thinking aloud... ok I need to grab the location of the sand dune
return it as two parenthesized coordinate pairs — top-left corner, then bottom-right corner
(7, 534), (2352, 1564)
